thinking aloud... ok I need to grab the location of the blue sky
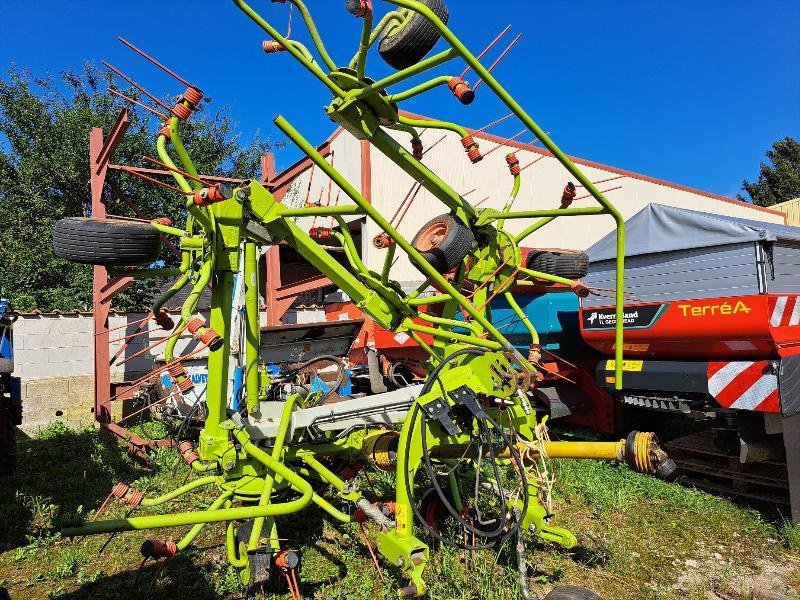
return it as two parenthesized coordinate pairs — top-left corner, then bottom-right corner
(1, 0), (798, 198)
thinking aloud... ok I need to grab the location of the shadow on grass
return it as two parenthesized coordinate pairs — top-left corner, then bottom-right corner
(53, 554), (221, 600)
(0, 422), (140, 551)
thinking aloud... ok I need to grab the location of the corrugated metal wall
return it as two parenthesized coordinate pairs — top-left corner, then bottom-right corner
(582, 243), (761, 308)
(772, 198), (800, 226)
(769, 241), (800, 294)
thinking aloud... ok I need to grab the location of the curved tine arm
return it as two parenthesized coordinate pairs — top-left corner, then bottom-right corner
(382, 1), (623, 218)
(286, 0), (338, 72)
(232, 0), (346, 98)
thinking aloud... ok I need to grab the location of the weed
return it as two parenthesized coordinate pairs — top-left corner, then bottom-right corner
(780, 520), (800, 549)
(46, 546), (89, 580)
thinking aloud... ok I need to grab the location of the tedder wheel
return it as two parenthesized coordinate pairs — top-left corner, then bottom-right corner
(53, 217), (161, 266)
(378, 0), (449, 70)
(543, 585), (603, 600)
(237, 519), (272, 594)
(411, 213), (474, 274)
(526, 249), (590, 280)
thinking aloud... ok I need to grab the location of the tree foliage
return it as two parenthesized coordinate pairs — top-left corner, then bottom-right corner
(0, 64), (273, 312)
(737, 137), (800, 207)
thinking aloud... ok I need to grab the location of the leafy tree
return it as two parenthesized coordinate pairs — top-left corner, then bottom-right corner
(737, 137), (800, 207)
(0, 64), (274, 312)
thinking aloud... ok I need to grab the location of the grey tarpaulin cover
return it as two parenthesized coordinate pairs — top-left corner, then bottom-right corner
(587, 203), (800, 262)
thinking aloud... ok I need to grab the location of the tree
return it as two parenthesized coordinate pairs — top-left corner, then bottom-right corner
(0, 64), (275, 312)
(737, 137), (800, 207)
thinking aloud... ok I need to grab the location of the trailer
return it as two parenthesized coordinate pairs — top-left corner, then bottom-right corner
(581, 203), (800, 521)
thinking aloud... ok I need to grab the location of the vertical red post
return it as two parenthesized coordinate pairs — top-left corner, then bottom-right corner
(89, 110), (132, 424)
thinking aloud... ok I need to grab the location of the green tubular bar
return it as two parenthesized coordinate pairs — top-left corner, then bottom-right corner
(285, 0), (338, 72)
(504, 292), (540, 345)
(140, 476), (218, 507)
(232, 0), (345, 98)
(177, 490), (235, 551)
(247, 393), (299, 551)
(272, 116), (529, 367)
(384, 0), (627, 387)
(281, 205), (364, 217)
(386, 75), (452, 103)
(398, 114), (468, 139)
(348, 11), (403, 69)
(346, 48), (459, 101)
(355, 10), (373, 79)
(244, 242), (261, 417)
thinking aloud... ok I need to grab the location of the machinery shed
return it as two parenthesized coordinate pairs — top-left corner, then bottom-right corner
(271, 113), (787, 290)
(583, 203), (800, 308)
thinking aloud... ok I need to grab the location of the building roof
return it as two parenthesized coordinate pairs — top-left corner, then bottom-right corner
(587, 203), (800, 262)
(292, 111), (784, 220)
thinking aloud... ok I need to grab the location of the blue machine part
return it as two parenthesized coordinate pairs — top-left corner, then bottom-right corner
(231, 366), (244, 411)
(0, 299), (14, 374)
(489, 291), (591, 356)
(0, 328), (11, 361)
(308, 369), (353, 397)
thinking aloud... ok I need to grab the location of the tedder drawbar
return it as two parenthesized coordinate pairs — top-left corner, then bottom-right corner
(53, 1), (674, 596)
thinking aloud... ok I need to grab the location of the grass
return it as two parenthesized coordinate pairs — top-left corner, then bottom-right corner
(0, 423), (798, 599)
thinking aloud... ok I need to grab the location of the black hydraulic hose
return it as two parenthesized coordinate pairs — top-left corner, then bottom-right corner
(285, 354), (346, 400)
(404, 347), (529, 549)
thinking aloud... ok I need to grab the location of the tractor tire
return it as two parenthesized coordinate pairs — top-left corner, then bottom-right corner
(237, 520), (273, 594)
(411, 213), (474, 274)
(378, 0), (449, 70)
(526, 249), (589, 280)
(53, 217), (161, 266)
(544, 586), (603, 600)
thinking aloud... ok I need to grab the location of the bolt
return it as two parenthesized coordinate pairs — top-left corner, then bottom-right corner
(397, 557), (404, 567)
(225, 461), (234, 470)
(236, 188), (250, 200)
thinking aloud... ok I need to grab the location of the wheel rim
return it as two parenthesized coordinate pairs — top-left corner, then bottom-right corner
(416, 221), (449, 251)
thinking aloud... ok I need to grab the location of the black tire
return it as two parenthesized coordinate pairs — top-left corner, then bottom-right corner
(53, 217), (161, 266)
(378, 0), (449, 70)
(411, 213), (474, 274)
(526, 249), (589, 280)
(237, 520), (273, 594)
(544, 586), (603, 600)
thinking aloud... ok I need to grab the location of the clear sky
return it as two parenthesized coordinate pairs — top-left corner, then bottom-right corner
(1, 0), (798, 198)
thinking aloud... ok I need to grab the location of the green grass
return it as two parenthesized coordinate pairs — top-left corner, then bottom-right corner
(0, 424), (798, 600)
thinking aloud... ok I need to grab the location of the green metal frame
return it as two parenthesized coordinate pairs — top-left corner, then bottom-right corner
(63, 2), (631, 597)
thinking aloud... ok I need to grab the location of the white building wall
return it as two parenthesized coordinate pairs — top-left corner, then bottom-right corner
(358, 127), (786, 286)
(283, 130), (362, 232)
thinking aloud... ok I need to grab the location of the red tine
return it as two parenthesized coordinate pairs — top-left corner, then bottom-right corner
(118, 166), (188, 195)
(472, 113), (514, 135)
(118, 37), (197, 90)
(482, 129), (527, 157)
(108, 88), (169, 120)
(460, 25), (512, 79)
(575, 175), (626, 188)
(473, 34), (522, 91)
(142, 156), (214, 187)
(421, 134), (447, 157)
(102, 61), (174, 114)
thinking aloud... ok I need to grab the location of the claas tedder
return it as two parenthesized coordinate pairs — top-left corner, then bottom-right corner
(52, 1), (674, 596)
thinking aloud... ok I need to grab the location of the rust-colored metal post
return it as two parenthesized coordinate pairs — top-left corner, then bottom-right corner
(90, 112), (133, 423)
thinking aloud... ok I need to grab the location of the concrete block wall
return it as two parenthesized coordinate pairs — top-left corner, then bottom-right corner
(12, 312), (213, 433)
(11, 308), (308, 433)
